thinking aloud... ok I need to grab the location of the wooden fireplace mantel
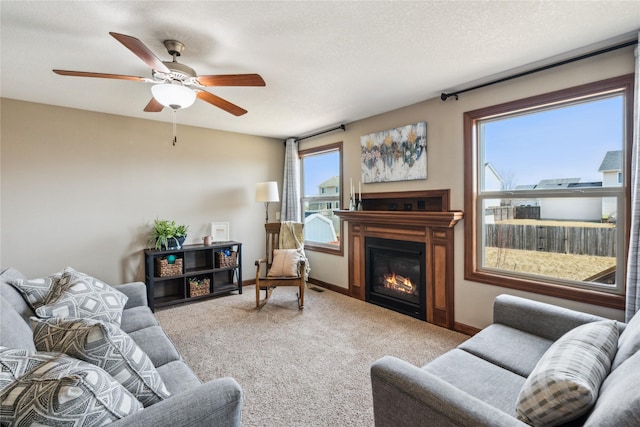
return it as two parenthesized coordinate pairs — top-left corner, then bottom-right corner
(335, 190), (463, 329)
(336, 210), (463, 228)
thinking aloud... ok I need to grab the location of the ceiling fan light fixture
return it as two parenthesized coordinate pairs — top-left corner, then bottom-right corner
(151, 83), (196, 110)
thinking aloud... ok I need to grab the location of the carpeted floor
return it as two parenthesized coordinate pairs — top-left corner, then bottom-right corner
(154, 285), (468, 426)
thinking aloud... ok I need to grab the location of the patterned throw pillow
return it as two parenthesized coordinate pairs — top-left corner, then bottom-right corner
(32, 317), (171, 407)
(516, 320), (619, 427)
(35, 269), (128, 326)
(9, 272), (63, 310)
(268, 249), (304, 277)
(0, 347), (142, 426)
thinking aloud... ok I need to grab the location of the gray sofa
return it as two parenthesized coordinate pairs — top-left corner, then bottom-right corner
(371, 294), (640, 426)
(0, 267), (243, 426)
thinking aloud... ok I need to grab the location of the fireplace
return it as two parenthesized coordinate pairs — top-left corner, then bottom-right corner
(336, 190), (463, 329)
(365, 237), (426, 320)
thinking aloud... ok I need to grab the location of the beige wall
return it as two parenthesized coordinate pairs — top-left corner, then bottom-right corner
(1, 100), (283, 285)
(302, 46), (635, 327)
(1, 45), (634, 328)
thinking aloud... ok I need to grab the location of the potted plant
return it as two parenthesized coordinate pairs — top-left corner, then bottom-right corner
(149, 219), (189, 250)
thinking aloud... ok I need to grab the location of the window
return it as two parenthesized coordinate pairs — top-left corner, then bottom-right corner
(299, 142), (344, 255)
(464, 75), (633, 309)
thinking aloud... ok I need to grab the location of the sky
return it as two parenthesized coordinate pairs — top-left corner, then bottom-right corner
(302, 150), (340, 196)
(302, 94), (625, 196)
(482, 95), (624, 188)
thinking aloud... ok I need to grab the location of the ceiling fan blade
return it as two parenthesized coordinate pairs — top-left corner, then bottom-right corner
(144, 98), (164, 112)
(196, 91), (247, 116)
(109, 32), (170, 73)
(197, 74), (266, 87)
(53, 70), (148, 81)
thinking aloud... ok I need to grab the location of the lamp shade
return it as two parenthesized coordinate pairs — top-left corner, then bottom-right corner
(256, 181), (280, 202)
(151, 83), (196, 110)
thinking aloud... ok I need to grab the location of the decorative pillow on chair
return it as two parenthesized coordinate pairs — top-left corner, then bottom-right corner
(35, 268), (128, 326)
(268, 249), (304, 277)
(0, 347), (142, 426)
(9, 271), (63, 310)
(32, 317), (171, 407)
(516, 320), (619, 427)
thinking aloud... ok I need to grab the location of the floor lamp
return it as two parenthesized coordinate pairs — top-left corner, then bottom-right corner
(256, 181), (280, 223)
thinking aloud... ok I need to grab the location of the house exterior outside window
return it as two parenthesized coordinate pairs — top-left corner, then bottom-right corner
(598, 150), (623, 222)
(299, 142), (344, 255)
(464, 75), (633, 309)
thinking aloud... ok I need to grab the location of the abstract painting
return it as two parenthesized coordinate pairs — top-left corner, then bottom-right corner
(360, 122), (427, 183)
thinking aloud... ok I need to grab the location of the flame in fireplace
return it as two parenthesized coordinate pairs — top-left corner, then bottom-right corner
(383, 272), (415, 294)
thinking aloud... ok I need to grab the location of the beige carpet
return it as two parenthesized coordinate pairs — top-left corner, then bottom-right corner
(154, 285), (468, 426)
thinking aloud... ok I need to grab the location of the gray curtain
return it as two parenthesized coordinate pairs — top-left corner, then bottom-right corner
(281, 138), (301, 222)
(626, 33), (640, 321)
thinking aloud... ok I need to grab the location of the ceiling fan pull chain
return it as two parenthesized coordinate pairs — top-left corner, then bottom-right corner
(172, 109), (177, 146)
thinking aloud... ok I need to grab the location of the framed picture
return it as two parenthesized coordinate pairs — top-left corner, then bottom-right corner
(360, 121), (427, 183)
(211, 222), (230, 242)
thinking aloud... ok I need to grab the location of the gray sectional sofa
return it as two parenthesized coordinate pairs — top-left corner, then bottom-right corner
(0, 267), (243, 426)
(371, 294), (640, 426)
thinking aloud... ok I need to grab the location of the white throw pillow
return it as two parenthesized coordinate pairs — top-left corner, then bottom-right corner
(268, 249), (303, 277)
(516, 320), (619, 426)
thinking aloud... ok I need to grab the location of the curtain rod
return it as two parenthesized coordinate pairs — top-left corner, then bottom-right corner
(293, 124), (346, 143)
(440, 39), (638, 101)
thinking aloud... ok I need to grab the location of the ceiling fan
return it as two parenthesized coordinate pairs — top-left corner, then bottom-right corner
(53, 32), (265, 116)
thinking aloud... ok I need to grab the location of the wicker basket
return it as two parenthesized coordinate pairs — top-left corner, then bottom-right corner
(155, 257), (183, 277)
(216, 251), (237, 268)
(189, 278), (210, 297)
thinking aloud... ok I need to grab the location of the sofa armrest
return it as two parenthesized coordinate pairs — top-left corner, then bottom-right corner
(109, 377), (242, 427)
(371, 356), (527, 427)
(115, 282), (148, 309)
(493, 294), (607, 341)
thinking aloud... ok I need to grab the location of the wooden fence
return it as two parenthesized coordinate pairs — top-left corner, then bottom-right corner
(485, 224), (616, 257)
(487, 206), (541, 220)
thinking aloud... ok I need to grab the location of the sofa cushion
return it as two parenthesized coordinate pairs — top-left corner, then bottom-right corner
(0, 267), (26, 283)
(127, 326), (181, 368)
(36, 269), (128, 326)
(155, 360), (202, 394)
(0, 295), (36, 351)
(0, 268), (34, 323)
(119, 305), (159, 334)
(493, 294), (608, 342)
(611, 310), (640, 370)
(516, 320), (618, 427)
(584, 349), (640, 426)
(31, 317), (171, 407)
(423, 348), (527, 415)
(458, 323), (554, 377)
(0, 348), (142, 426)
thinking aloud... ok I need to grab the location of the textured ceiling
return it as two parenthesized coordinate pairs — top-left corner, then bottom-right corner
(1, 1), (639, 139)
